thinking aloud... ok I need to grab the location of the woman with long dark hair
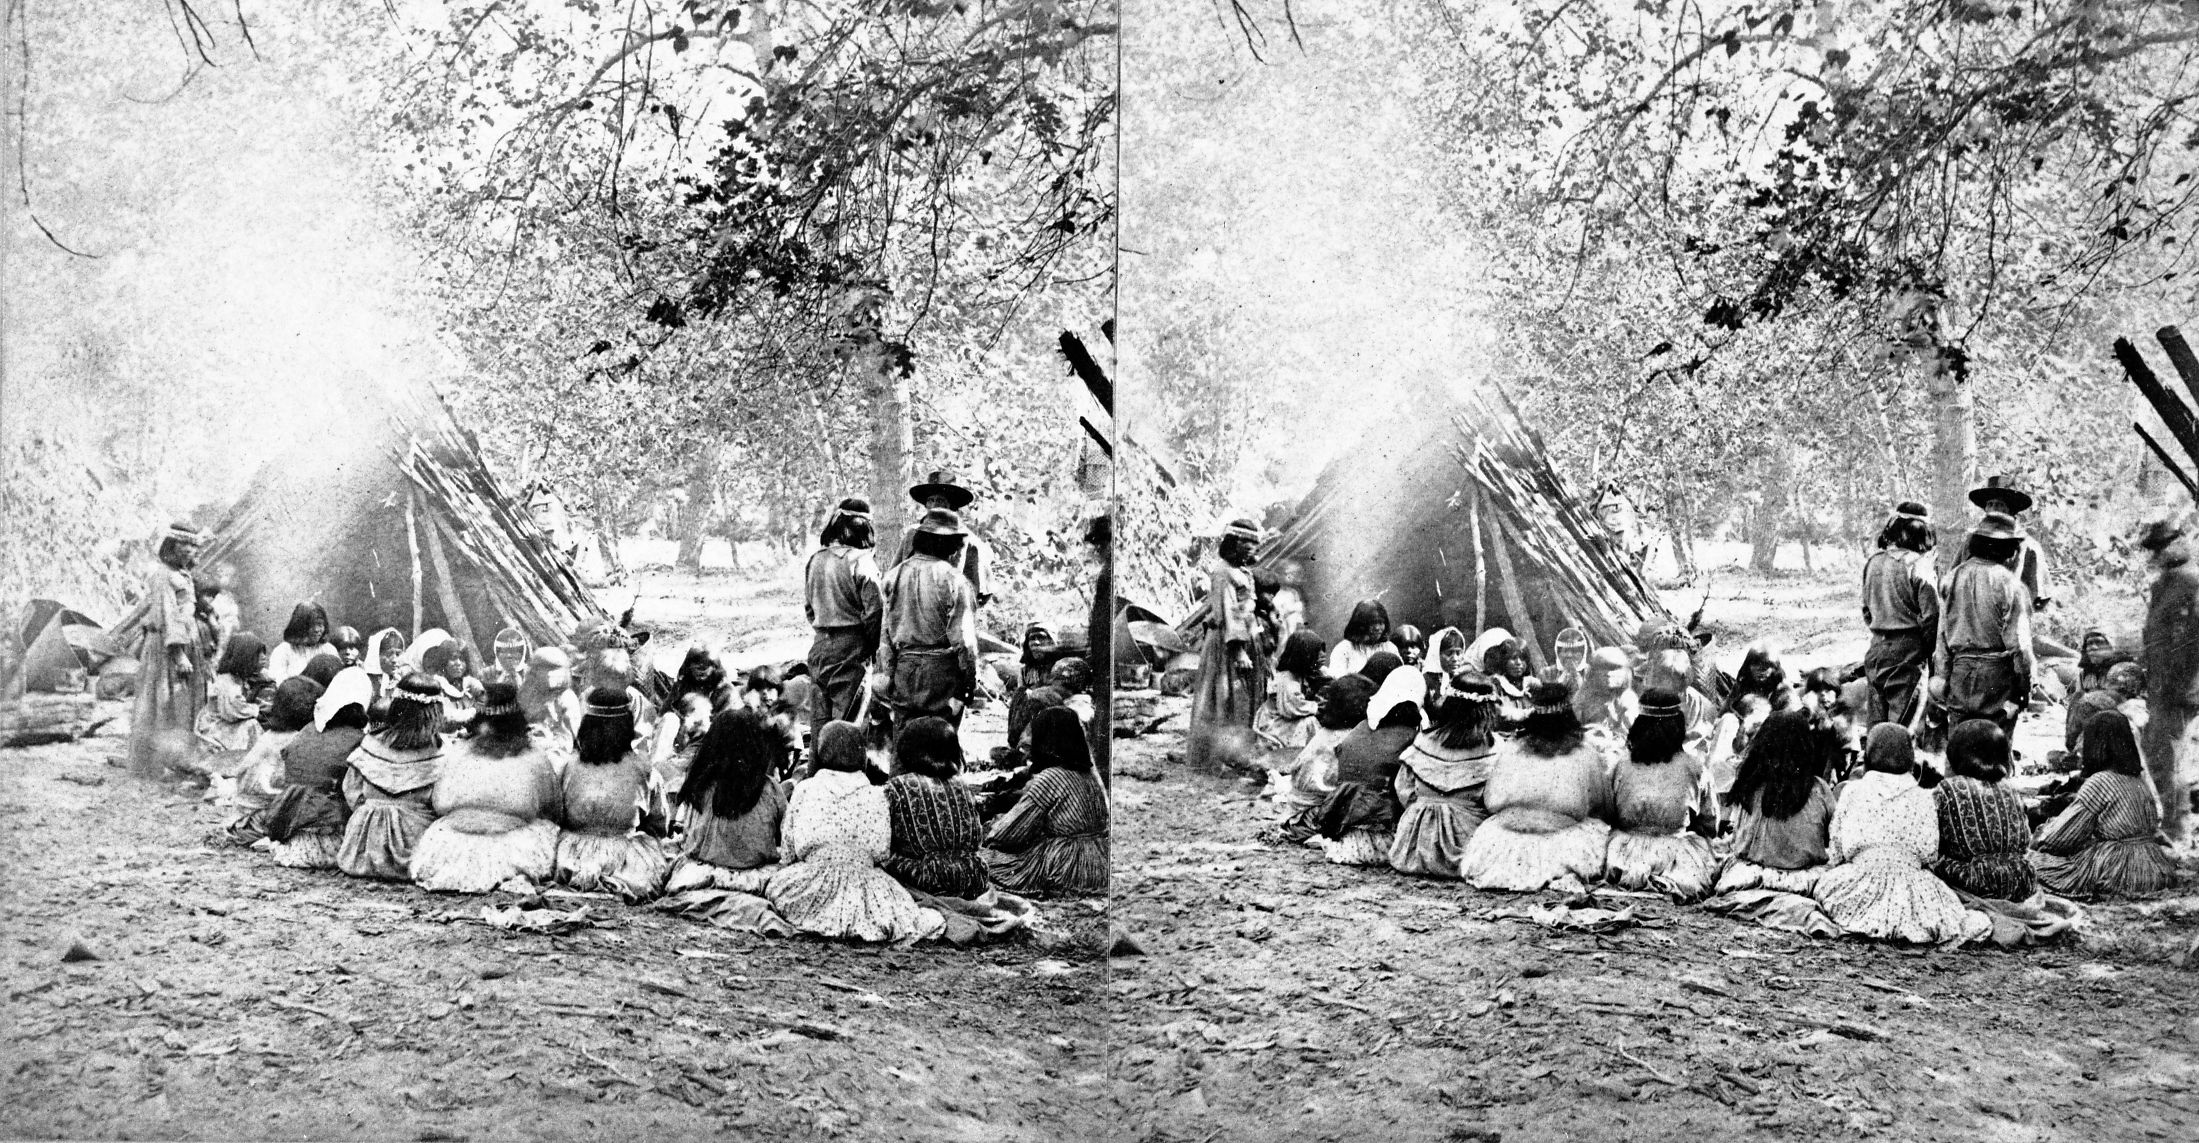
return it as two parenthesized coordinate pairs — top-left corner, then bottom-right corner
(881, 717), (988, 898)
(1931, 720), (2035, 901)
(1327, 599), (1392, 678)
(1265, 674), (1376, 846)
(1712, 709), (1841, 895)
(268, 602), (335, 684)
(336, 673), (448, 881)
(666, 707), (791, 883)
(1456, 673), (1615, 892)
(223, 676), (322, 844)
(549, 688), (671, 901)
(1187, 519), (1268, 770)
(195, 631), (270, 764)
(1602, 690), (1716, 900)
(410, 682), (563, 893)
(1388, 680), (1501, 879)
(1254, 629), (1328, 763)
(1813, 724), (1990, 943)
(983, 707), (1109, 897)
(2032, 711), (2179, 897)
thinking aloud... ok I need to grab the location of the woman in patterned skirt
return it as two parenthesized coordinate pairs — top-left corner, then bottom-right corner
(768, 721), (944, 940)
(881, 716), (989, 898)
(261, 672), (374, 868)
(1186, 519), (1267, 770)
(1932, 720), (2036, 900)
(2032, 711), (2180, 897)
(1456, 674), (1615, 894)
(1387, 680), (1500, 879)
(983, 708), (1109, 897)
(1813, 725), (1989, 944)
(336, 674), (447, 881)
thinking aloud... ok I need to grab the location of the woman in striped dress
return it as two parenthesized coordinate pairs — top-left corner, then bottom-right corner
(2032, 711), (2180, 897)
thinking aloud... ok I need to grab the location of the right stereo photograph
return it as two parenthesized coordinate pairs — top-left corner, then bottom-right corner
(1111, 2), (2199, 1140)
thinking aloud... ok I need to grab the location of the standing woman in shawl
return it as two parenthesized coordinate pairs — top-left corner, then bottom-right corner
(983, 707), (1110, 897)
(768, 720), (946, 940)
(261, 670), (374, 869)
(1602, 690), (1718, 901)
(1389, 681), (1502, 879)
(1813, 724), (1990, 944)
(126, 523), (208, 778)
(268, 603), (335, 683)
(410, 682), (564, 893)
(550, 688), (672, 901)
(804, 497), (885, 726)
(1327, 599), (1391, 679)
(1186, 519), (1267, 770)
(1316, 665), (1426, 865)
(2031, 710), (2180, 897)
(337, 673), (448, 881)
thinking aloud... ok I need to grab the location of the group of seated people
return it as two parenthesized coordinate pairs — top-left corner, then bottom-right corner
(1253, 613), (2185, 947)
(179, 606), (1109, 945)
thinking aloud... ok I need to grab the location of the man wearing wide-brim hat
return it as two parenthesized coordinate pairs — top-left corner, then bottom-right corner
(877, 507), (982, 732)
(1932, 511), (2038, 735)
(1969, 475), (2052, 611)
(892, 468), (993, 608)
(2137, 517), (2196, 845)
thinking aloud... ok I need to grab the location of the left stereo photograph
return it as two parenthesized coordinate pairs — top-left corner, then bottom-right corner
(0, 2), (1122, 1140)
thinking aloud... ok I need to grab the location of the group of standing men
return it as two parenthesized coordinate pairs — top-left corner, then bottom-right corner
(803, 469), (992, 741)
(1859, 476), (2192, 844)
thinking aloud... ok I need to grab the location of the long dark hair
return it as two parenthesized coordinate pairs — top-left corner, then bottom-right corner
(1724, 645), (1787, 716)
(1316, 674), (1376, 731)
(1516, 707), (1586, 756)
(820, 498), (875, 549)
(1627, 692), (1688, 764)
(1218, 535), (1259, 567)
(678, 708), (782, 818)
(216, 632), (268, 680)
(467, 681), (533, 758)
(264, 678), (322, 734)
(282, 602), (330, 647)
(910, 530), (964, 561)
(892, 716), (964, 779)
(1342, 599), (1389, 645)
(1946, 719), (2011, 783)
(1426, 695), (1494, 752)
(1967, 533), (2021, 566)
(1727, 709), (1835, 820)
(1027, 706), (1093, 774)
(1389, 624), (1427, 665)
(1359, 649), (1403, 688)
(574, 687), (636, 766)
(1275, 630), (1327, 682)
(2079, 710), (2146, 779)
(381, 673), (446, 752)
(675, 647), (728, 705)
(1877, 516), (1934, 553)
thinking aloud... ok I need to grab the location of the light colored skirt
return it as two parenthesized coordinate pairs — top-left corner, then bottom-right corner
(553, 830), (671, 902)
(1387, 791), (1485, 879)
(1604, 829), (1718, 901)
(1815, 850), (1991, 944)
(1323, 829), (1394, 866)
(269, 833), (344, 870)
(1458, 811), (1611, 893)
(767, 850), (945, 942)
(411, 819), (558, 893)
(1714, 857), (1824, 896)
(337, 802), (435, 882)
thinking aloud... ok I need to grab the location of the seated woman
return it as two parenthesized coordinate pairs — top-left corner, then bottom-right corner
(1706, 692), (1773, 831)
(362, 628), (409, 699)
(2032, 711), (2180, 897)
(1388, 624), (1428, 670)
(262, 676), (372, 869)
(881, 716), (989, 899)
(1932, 720), (2037, 901)
(768, 721), (945, 941)
(194, 632), (269, 773)
(1572, 647), (1637, 746)
(1325, 599), (1391, 679)
(1267, 674), (1376, 845)
(336, 673), (448, 881)
(267, 603), (335, 683)
(1388, 679), (1500, 879)
(223, 676), (323, 844)
(330, 626), (367, 670)
(665, 707), (791, 891)
(1316, 666), (1426, 865)
(1422, 627), (1469, 702)
(1814, 724), (1989, 944)
(550, 688), (671, 902)
(1602, 690), (1717, 900)
(518, 646), (582, 754)
(1456, 674), (1614, 893)
(649, 691), (716, 808)
(982, 707), (1110, 897)
(1253, 630), (1327, 761)
(1713, 710), (1839, 894)
(420, 642), (480, 728)
(409, 682), (563, 893)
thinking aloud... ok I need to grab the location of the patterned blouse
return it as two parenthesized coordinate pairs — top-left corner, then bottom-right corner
(881, 774), (988, 897)
(1931, 776), (2036, 900)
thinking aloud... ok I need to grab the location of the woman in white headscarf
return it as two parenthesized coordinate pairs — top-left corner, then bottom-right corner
(362, 628), (409, 699)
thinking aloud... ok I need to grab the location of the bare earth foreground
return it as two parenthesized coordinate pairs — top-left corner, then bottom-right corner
(0, 566), (1122, 1142)
(1108, 568), (2199, 1143)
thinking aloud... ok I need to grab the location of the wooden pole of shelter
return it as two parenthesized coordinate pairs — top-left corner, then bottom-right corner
(2116, 338), (2199, 467)
(1487, 510), (1545, 670)
(405, 489), (425, 638)
(1466, 475), (1489, 636)
(2158, 326), (2199, 413)
(418, 490), (477, 654)
(2136, 424), (2199, 499)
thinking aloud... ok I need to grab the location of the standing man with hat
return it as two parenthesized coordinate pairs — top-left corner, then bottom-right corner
(805, 497), (885, 726)
(1932, 511), (2037, 734)
(878, 507), (981, 733)
(2138, 518), (2197, 846)
(1970, 476), (2052, 611)
(894, 468), (993, 608)
(1860, 500), (1940, 726)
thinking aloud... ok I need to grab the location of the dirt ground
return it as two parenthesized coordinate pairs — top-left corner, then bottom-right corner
(1105, 567), (2199, 1143)
(0, 567), (1122, 1142)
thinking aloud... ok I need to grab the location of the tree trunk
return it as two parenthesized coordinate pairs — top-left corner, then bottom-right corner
(1667, 482), (1700, 582)
(674, 453), (715, 575)
(861, 342), (913, 562)
(1926, 364), (1978, 576)
(1747, 451), (1786, 573)
(589, 487), (630, 585)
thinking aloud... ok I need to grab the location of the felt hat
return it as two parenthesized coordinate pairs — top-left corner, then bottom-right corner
(914, 507), (969, 537)
(1971, 511), (2025, 542)
(1968, 476), (2033, 515)
(909, 470), (975, 510)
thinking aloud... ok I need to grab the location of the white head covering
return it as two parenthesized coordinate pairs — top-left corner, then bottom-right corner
(401, 628), (453, 673)
(363, 628), (406, 677)
(1425, 627), (1469, 667)
(1462, 627), (1516, 668)
(1365, 663), (1429, 731)
(315, 666), (377, 731)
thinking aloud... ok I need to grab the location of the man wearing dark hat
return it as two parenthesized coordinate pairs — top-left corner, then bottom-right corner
(1970, 476), (2052, 611)
(878, 506), (981, 731)
(1932, 511), (2037, 734)
(2139, 518), (2197, 845)
(893, 468), (993, 607)
(1860, 500), (1940, 725)
(805, 497), (885, 725)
